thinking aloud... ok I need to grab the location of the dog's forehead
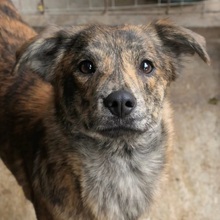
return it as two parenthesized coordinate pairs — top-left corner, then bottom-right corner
(77, 25), (153, 50)
(69, 25), (159, 62)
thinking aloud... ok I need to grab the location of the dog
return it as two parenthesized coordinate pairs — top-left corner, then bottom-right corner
(0, 0), (210, 219)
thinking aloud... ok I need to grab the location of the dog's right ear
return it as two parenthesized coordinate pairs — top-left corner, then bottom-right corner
(13, 26), (84, 82)
(151, 19), (210, 65)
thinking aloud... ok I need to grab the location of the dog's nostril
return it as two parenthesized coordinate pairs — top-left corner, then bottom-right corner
(104, 90), (136, 118)
(111, 101), (118, 108)
(125, 101), (134, 108)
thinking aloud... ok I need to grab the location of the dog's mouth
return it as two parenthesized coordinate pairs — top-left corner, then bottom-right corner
(84, 111), (151, 137)
(84, 115), (150, 138)
(96, 125), (147, 138)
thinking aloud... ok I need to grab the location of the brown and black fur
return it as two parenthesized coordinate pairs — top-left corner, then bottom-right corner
(0, 1), (210, 219)
(0, 0), (36, 218)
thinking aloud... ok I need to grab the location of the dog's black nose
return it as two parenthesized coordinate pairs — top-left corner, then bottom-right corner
(104, 90), (136, 118)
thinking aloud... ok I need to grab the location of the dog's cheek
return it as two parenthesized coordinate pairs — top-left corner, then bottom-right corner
(144, 74), (167, 121)
(64, 77), (96, 127)
(63, 75), (77, 107)
(82, 85), (103, 129)
(57, 75), (84, 123)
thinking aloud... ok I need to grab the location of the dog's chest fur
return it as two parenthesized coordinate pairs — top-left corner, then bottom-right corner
(65, 124), (166, 220)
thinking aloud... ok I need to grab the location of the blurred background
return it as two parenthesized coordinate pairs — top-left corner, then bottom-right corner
(12, 0), (220, 27)
(0, 0), (219, 220)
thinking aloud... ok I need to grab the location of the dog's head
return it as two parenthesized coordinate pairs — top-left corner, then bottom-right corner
(14, 20), (210, 138)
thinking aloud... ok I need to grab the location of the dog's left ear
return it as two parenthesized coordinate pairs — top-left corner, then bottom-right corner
(152, 19), (210, 64)
(13, 26), (86, 82)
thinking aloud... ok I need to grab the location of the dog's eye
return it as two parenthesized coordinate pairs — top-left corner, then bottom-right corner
(139, 60), (154, 74)
(79, 60), (96, 74)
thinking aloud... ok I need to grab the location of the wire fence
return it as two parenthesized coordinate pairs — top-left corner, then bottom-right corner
(14, 0), (220, 15)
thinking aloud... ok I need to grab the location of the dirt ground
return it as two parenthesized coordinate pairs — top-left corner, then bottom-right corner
(0, 27), (219, 220)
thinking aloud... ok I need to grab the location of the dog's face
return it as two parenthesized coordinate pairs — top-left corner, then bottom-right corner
(57, 25), (170, 137)
(14, 20), (210, 138)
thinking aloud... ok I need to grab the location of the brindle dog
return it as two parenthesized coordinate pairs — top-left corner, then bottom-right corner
(0, 0), (210, 219)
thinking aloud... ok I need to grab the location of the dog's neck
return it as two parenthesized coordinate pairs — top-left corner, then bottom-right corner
(66, 121), (167, 220)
